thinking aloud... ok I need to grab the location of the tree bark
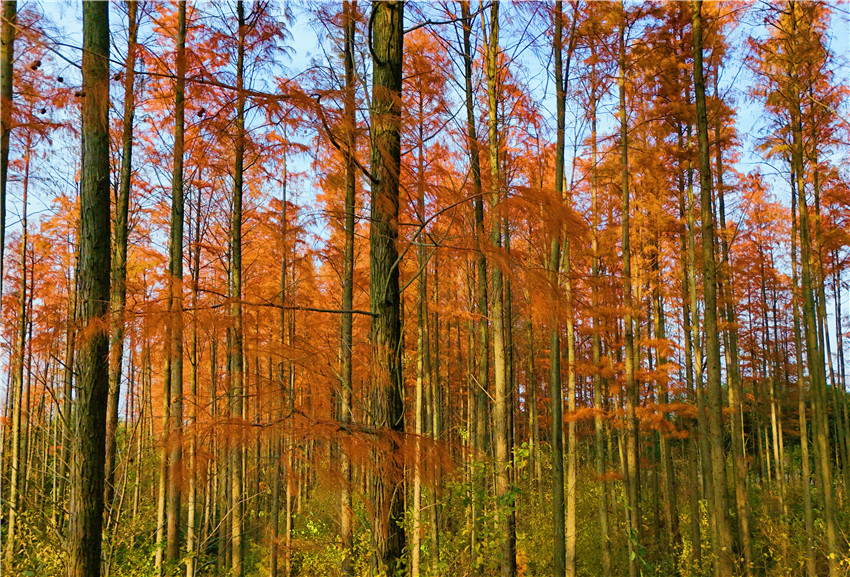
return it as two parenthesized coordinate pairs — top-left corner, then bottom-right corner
(106, 0), (139, 521)
(3, 126), (28, 567)
(549, 4), (566, 575)
(618, 6), (641, 574)
(0, 0), (15, 312)
(484, 4), (515, 575)
(691, 3), (734, 574)
(712, 72), (752, 574)
(791, 169), (816, 577)
(185, 176), (202, 577)
(459, 5), (489, 562)
(338, 2), (356, 574)
(368, 2), (406, 573)
(67, 4), (110, 577)
(589, 45), (611, 577)
(230, 3), (247, 575)
(166, 0), (187, 564)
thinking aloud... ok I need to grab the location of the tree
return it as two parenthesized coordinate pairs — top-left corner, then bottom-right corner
(338, 3), (357, 575)
(368, 2), (406, 573)
(0, 0), (15, 308)
(617, 5), (641, 574)
(105, 0), (140, 521)
(691, 2), (734, 574)
(230, 2), (247, 574)
(67, 3), (110, 577)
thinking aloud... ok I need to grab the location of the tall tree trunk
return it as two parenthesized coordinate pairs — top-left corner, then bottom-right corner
(166, 1), (187, 564)
(791, 169), (816, 577)
(185, 180), (202, 577)
(67, 4), (110, 577)
(677, 128), (701, 564)
(229, 4), (247, 575)
(459, 4), (489, 560)
(411, 82), (431, 576)
(691, 3), (734, 574)
(589, 48), (611, 577)
(430, 257), (442, 576)
(55, 254), (78, 531)
(484, 4), (515, 575)
(0, 0), (15, 311)
(526, 315), (542, 493)
(651, 228), (678, 552)
(106, 0), (139, 520)
(712, 73), (752, 574)
(557, 8), (578, 574)
(618, 7), (641, 574)
(788, 26), (837, 577)
(368, 2), (406, 573)
(3, 127), (28, 567)
(338, 2), (356, 574)
(549, 4), (566, 574)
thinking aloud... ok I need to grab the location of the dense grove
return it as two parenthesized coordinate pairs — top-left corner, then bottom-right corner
(1, 1), (849, 576)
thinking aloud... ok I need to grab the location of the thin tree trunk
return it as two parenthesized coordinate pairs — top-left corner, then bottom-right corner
(712, 72), (752, 574)
(55, 257), (77, 531)
(161, 2), (187, 568)
(788, 4), (837, 572)
(338, 3), (356, 574)
(230, 3), (247, 574)
(0, 0), (15, 313)
(430, 257), (442, 576)
(3, 127), (29, 567)
(459, 4), (489, 561)
(549, 4), (566, 574)
(526, 315), (542, 493)
(185, 179), (202, 577)
(678, 119), (706, 566)
(105, 0), (139, 517)
(651, 228), (679, 553)
(484, 4), (515, 575)
(618, 7), (641, 574)
(589, 52), (611, 577)
(691, 3), (734, 574)
(791, 169), (817, 577)
(411, 82), (431, 575)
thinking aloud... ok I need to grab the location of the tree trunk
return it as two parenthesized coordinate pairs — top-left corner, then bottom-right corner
(411, 80), (431, 575)
(459, 4), (489, 561)
(618, 7), (641, 574)
(338, 2), (356, 574)
(67, 5), (110, 577)
(55, 256), (78, 531)
(185, 178), (202, 577)
(676, 134), (701, 563)
(3, 127), (28, 567)
(589, 48), (611, 577)
(484, 4), (515, 575)
(166, 1), (187, 564)
(691, 3), (734, 574)
(105, 0), (139, 517)
(430, 258), (442, 575)
(230, 3), (247, 574)
(549, 4), (566, 574)
(791, 169), (816, 577)
(0, 0), (15, 310)
(790, 5), (838, 572)
(368, 2), (406, 572)
(651, 229), (679, 552)
(712, 73), (752, 574)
